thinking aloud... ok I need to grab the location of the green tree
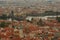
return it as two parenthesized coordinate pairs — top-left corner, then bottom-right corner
(0, 22), (6, 28)
(56, 17), (60, 22)
(37, 19), (44, 26)
(2, 14), (7, 20)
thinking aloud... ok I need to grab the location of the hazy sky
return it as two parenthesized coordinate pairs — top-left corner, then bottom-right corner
(0, 0), (60, 7)
(0, 0), (60, 2)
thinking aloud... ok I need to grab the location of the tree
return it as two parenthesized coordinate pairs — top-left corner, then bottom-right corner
(0, 22), (10, 28)
(0, 22), (6, 28)
(37, 19), (44, 26)
(1, 14), (7, 20)
(56, 17), (60, 22)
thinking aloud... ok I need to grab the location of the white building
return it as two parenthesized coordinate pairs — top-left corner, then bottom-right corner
(26, 16), (47, 21)
(26, 15), (60, 21)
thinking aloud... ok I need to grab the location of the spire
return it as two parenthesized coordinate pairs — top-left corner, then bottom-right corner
(8, 10), (14, 21)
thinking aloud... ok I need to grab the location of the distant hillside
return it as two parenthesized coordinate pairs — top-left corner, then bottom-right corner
(26, 11), (60, 16)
